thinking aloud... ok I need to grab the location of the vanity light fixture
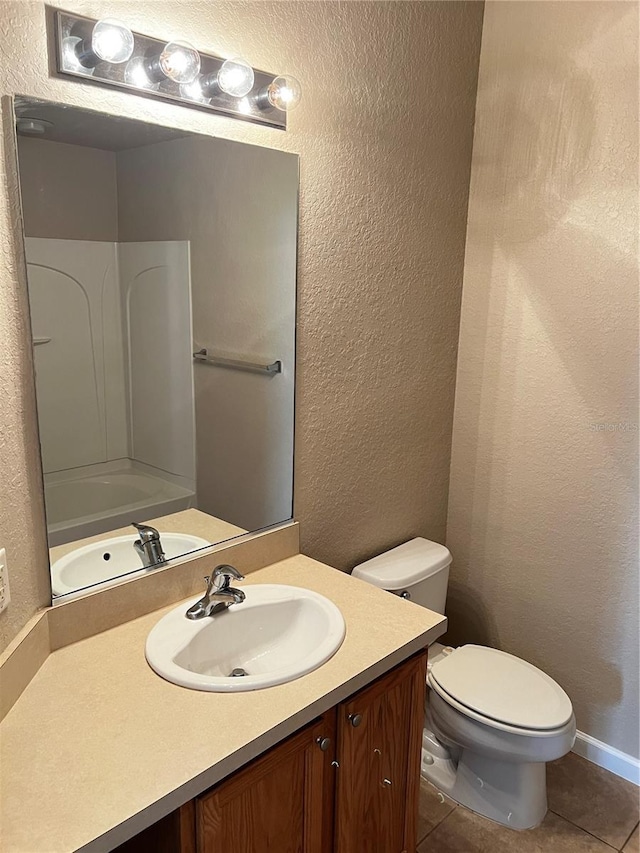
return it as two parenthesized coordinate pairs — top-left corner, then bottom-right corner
(51, 8), (300, 130)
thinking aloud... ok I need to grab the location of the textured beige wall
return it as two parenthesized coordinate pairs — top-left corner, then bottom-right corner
(0, 2), (483, 651)
(447, 1), (639, 756)
(17, 137), (118, 240)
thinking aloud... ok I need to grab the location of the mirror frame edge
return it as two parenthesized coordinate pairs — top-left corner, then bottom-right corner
(2, 92), (53, 606)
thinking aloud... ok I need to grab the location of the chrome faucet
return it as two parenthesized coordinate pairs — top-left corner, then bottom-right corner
(132, 522), (166, 568)
(186, 565), (245, 620)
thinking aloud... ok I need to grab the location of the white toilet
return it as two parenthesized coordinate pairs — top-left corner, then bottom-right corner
(352, 538), (576, 830)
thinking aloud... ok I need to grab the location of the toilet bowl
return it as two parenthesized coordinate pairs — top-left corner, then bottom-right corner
(424, 642), (575, 828)
(352, 539), (576, 830)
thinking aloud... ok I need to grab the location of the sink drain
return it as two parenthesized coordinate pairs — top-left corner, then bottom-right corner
(230, 667), (248, 677)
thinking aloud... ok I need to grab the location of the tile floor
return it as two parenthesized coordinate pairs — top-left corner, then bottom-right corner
(417, 753), (640, 852)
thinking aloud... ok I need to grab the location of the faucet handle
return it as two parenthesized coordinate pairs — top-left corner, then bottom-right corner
(211, 564), (245, 590)
(131, 522), (161, 542)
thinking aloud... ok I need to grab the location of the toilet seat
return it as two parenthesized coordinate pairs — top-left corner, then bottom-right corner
(429, 644), (573, 735)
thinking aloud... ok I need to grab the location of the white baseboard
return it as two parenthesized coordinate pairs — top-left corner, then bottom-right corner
(573, 730), (640, 786)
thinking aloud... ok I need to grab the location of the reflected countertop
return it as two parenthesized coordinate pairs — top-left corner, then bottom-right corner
(49, 507), (247, 564)
(0, 553), (446, 853)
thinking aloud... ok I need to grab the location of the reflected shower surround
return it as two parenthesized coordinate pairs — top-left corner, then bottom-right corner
(54, 9), (302, 130)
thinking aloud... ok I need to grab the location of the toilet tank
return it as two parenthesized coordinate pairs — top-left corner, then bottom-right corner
(351, 538), (452, 615)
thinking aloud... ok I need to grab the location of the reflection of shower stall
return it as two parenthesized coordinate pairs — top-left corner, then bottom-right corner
(26, 237), (196, 546)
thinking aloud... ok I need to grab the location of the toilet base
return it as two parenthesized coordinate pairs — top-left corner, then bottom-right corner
(421, 739), (548, 830)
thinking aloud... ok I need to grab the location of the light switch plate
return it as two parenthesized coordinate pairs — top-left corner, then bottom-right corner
(0, 548), (10, 613)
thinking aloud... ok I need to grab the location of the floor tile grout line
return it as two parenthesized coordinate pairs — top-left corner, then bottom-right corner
(548, 809), (624, 850)
(419, 805), (622, 849)
(618, 820), (640, 852)
(420, 805), (458, 841)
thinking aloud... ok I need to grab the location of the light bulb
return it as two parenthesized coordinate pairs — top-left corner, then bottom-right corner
(91, 19), (134, 63)
(217, 57), (254, 98)
(179, 76), (211, 103)
(159, 40), (200, 83)
(267, 75), (302, 111)
(124, 56), (158, 90)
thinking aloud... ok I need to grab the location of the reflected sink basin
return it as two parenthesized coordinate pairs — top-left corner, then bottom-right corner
(51, 533), (211, 598)
(145, 584), (346, 692)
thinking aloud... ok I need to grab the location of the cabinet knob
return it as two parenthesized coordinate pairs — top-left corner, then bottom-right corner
(348, 713), (362, 728)
(382, 778), (392, 787)
(316, 736), (331, 752)
(400, 590), (411, 600)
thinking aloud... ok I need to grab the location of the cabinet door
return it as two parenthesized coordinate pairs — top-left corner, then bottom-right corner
(196, 714), (336, 853)
(334, 651), (427, 853)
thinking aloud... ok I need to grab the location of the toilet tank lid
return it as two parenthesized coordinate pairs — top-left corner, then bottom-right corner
(351, 538), (452, 590)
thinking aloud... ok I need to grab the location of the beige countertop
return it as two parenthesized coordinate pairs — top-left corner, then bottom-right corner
(0, 554), (446, 853)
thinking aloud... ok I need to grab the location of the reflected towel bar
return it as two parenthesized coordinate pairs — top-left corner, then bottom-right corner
(193, 348), (282, 375)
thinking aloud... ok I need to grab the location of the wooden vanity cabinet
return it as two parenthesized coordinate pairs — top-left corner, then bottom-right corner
(334, 652), (427, 853)
(116, 651), (427, 853)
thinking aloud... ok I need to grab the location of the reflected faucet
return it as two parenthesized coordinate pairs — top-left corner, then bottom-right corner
(132, 522), (166, 568)
(186, 565), (245, 619)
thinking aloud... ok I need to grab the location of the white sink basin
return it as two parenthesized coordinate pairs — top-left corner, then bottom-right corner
(145, 584), (346, 692)
(51, 533), (211, 599)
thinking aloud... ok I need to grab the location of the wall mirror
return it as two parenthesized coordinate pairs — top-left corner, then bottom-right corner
(13, 96), (298, 604)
